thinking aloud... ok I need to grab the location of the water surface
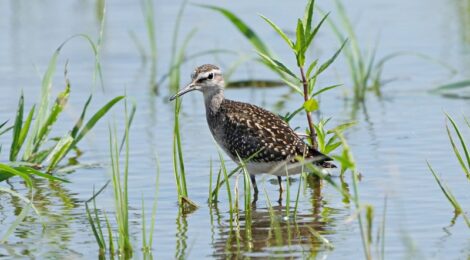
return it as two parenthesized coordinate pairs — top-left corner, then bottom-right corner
(0, 0), (469, 259)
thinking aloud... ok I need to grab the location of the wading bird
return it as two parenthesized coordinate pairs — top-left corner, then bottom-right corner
(169, 64), (334, 200)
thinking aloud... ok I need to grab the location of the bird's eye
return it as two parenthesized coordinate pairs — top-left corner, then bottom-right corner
(207, 73), (214, 80)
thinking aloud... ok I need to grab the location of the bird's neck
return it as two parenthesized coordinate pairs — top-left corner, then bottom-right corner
(203, 88), (225, 113)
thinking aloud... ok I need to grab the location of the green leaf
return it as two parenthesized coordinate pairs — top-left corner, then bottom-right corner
(0, 164), (32, 186)
(0, 121), (12, 138)
(71, 95), (93, 138)
(73, 96), (124, 146)
(445, 113), (470, 174)
(280, 78), (303, 95)
(446, 124), (470, 180)
(314, 39), (347, 79)
(15, 166), (69, 183)
(259, 15), (294, 48)
(295, 19), (306, 65)
(303, 0), (315, 34)
(306, 59), (318, 79)
(18, 106), (35, 155)
(48, 96), (124, 169)
(257, 52), (299, 80)
(310, 84), (342, 98)
(433, 80), (470, 92)
(32, 84), (71, 156)
(305, 12), (330, 49)
(427, 161), (463, 214)
(313, 123), (325, 151)
(10, 94), (25, 161)
(23, 45), (62, 159)
(325, 141), (342, 154)
(327, 121), (357, 134)
(200, 5), (270, 55)
(303, 99), (318, 112)
(120, 99), (137, 153)
(45, 134), (74, 172)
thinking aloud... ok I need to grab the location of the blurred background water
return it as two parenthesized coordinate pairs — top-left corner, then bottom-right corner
(0, 0), (469, 258)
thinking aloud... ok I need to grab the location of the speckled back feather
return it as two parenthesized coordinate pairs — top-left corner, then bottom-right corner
(206, 99), (333, 165)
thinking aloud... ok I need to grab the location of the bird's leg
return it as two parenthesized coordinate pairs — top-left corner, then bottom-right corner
(277, 176), (283, 192)
(250, 174), (259, 203)
(277, 176), (283, 203)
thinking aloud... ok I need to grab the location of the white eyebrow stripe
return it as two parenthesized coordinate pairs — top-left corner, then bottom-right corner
(196, 69), (222, 81)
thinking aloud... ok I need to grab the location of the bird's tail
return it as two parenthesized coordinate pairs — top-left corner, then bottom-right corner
(309, 147), (337, 168)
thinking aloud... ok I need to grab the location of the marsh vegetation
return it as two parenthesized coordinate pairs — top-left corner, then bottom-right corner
(0, 0), (469, 259)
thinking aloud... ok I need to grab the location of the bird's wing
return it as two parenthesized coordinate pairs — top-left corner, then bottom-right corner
(220, 100), (313, 163)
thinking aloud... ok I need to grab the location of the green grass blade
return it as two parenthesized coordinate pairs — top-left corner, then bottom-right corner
(72, 96), (124, 147)
(427, 161), (462, 214)
(306, 59), (318, 79)
(120, 99), (137, 153)
(219, 151), (234, 225)
(169, 28), (198, 92)
(23, 43), (63, 159)
(310, 84), (342, 98)
(200, 5), (270, 55)
(15, 166), (69, 183)
(10, 94), (25, 161)
(259, 15), (293, 48)
(45, 134), (74, 172)
(257, 52), (299, 79)
(335, 0), (363, 74)
(0, 120), (8, 131)
(148, 155), (160, 247)
(104, 212), (114, 254)
(85, 182), (110, 252)
(17, 106), (35, 155)
(305, 12), (329, 48)
(0, 164), (33, 187)
(210, 148), (265, 199)
(295, 19), (306, 62)
(446, 113), (470, 171)
(141, 194), (147, 249)
(446, 125), (470, 179)
(174, 99), (187, 197)
(85, 198), (105, 251)
(280, 77), (303, 94)
(313, 40), (347, 79)
(169, 0), (188, 90)
(142, 0), (157, 61)
(303, 0), (315, 34)
(71, 95), (92, 138)
(32, 83), (70, 156)
(433, 80), (470, 92)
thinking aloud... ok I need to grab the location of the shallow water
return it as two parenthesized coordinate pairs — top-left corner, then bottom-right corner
(1, 0), (470, 259)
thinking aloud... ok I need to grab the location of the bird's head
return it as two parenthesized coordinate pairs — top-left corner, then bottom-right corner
(169, 64), (224, 101)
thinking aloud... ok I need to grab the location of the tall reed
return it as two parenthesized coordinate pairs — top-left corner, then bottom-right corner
(108, 119), (132, 257)
(172, 98), (198, 211)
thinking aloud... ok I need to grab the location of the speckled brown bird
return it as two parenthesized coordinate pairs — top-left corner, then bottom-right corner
(169, 64), (334, 197)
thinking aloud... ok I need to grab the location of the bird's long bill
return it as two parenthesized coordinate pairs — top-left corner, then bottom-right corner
(169, 83), (195, 101)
